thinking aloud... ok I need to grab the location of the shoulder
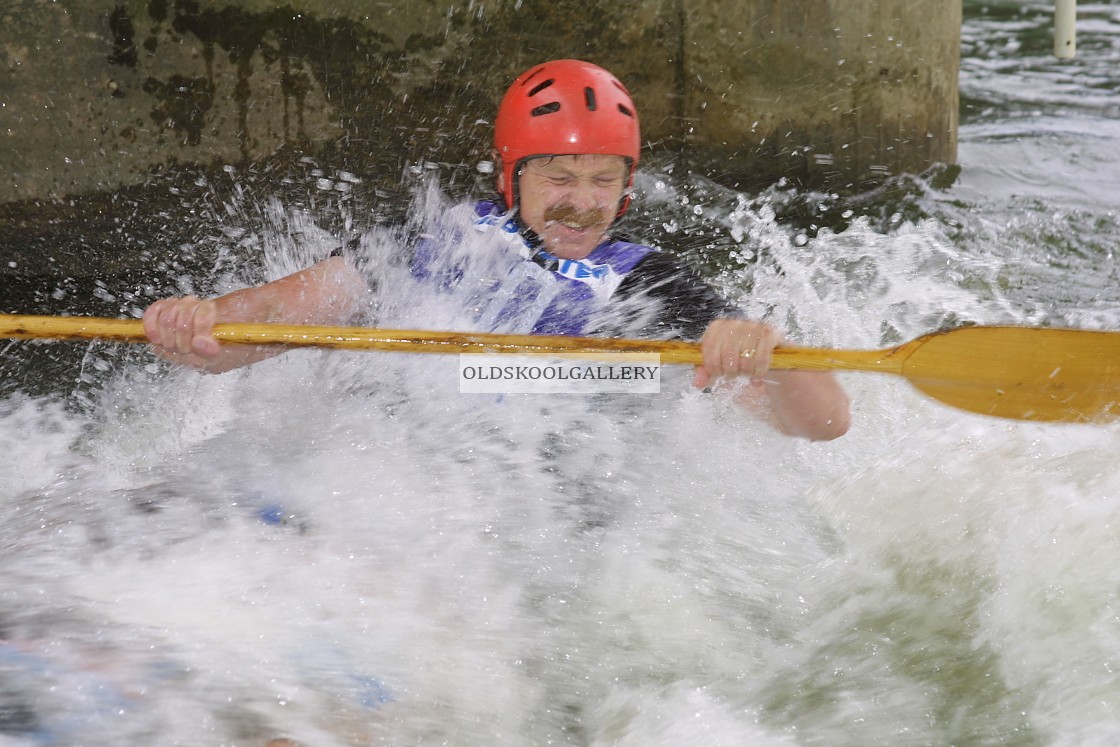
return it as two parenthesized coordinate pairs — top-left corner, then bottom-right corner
(610, 247), (741, 341)
(617, 249), (708, 293)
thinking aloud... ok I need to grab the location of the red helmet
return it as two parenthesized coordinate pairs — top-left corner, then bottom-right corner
(494, 59), (641, 217)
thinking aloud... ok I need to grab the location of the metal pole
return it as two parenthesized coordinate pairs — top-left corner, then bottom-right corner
(1055, 0), (1077, 59)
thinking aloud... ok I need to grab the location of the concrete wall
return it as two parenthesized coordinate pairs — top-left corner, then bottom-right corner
(0, 0), (960, 206)
(683, 0), (961, 189)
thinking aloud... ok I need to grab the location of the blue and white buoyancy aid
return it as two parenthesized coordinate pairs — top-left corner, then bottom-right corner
(412, 200), (656, 336)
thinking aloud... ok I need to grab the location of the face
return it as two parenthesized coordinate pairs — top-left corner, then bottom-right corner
(502, 154), (629, 260)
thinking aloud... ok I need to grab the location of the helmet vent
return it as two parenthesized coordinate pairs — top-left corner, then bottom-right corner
(527, 79), (555, 97)
(617, 103), (634, 118)
(584, 87), (597, 111)
(530, 102), (561, 116)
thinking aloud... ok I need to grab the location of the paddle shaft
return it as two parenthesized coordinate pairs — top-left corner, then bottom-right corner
(5, 313), (1118, 423)
(0, 314), (899, 373)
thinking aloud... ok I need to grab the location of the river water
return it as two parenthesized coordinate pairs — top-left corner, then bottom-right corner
(1, 3), (1119, 745)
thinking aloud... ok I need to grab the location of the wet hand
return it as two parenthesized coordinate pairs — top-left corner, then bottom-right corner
(142, 295), (222, 363)
(693, 318), (784, 389)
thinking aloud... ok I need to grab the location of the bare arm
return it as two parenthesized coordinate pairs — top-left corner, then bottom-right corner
(693, 318), (851, 441)
(143, 256), (371, 373)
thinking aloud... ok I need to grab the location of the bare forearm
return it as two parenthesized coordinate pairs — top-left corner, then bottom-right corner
(214, 257), (366, 324)
(755, 371), (851, 441)
(144, 257), (371, 373)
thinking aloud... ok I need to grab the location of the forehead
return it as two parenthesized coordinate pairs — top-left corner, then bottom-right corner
(523, 154), (628, 174)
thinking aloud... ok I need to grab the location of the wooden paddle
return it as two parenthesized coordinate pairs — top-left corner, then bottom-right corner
(2, 313), (1118, 424)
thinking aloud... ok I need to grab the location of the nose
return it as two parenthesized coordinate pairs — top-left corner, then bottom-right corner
(563, 179), (613, 211)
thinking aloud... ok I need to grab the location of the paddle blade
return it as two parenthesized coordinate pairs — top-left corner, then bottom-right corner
(902, 327), (1120, 423)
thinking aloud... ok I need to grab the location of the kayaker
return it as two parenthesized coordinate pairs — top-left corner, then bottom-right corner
(142, 59), (850, 441)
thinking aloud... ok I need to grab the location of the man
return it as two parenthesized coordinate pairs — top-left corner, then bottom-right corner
(143, 59), (850, 441)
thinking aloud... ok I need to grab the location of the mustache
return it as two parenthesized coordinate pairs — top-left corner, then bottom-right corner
(542, 204), (606, 228)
